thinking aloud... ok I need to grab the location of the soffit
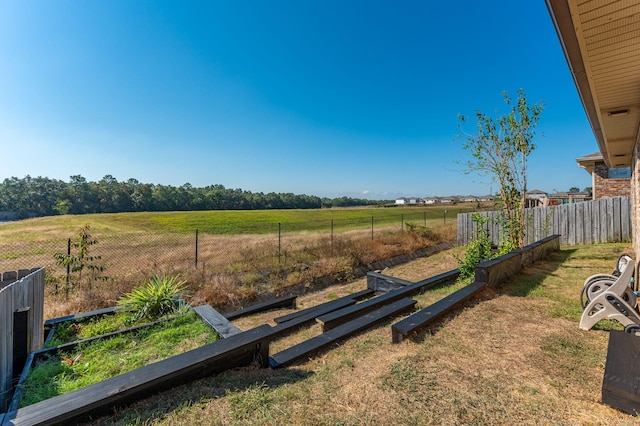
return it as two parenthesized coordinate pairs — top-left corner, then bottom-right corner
(547, 0), (640, 167)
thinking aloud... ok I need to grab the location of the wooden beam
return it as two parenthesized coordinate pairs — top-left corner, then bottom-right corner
(224, 294), (297, 321)
(273, 289), (373, 324)
(366, 271), (413, 293)
(4, 325), (273, 426)
(270, 298), (417, 368)
(391, 281), (486, 344)
(319, 269), (459, 332)
(44, 306), (118, 328)
(194, 305), (242, 338)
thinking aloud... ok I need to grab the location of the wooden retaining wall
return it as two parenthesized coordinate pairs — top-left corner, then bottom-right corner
(0, 268), (45, 412)
(457, 196), (631, 246)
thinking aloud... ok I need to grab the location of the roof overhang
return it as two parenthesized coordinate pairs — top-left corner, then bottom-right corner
(575, 151), (604, 174)
(546, 0), (640, 168)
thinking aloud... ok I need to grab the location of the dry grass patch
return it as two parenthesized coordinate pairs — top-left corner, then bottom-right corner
(83, 242), (640, 425)
(34, 225), (455, 320)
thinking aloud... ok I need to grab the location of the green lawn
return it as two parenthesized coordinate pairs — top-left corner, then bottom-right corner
(0, 204), (483, 241)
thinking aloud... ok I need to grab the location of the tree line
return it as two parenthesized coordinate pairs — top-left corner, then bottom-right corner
(0, 175), (389, 218)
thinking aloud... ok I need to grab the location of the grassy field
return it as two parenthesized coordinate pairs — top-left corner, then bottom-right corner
(1, 207), (464, 320)
(0, 203), (483, 242)
(82, 242), (636, 425)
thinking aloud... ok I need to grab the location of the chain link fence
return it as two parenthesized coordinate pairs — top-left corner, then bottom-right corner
(0, 211), (458, 308)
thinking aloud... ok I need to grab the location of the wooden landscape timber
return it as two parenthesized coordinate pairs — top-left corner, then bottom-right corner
(474, 234), (560, 288)
(366, 271), (413, 293)
(2, 324), (274, 426)
(317, 269), (459, 332)
(391, 281), (486, 343)
(273, 289), (374, 324)
(391, 235), (561, 343)
(1, 236), (562, 424)
(223, 294), (297, 321)
(43, 306), (118, 328)
(194, 305), (242, 338)
(270, 298), (418, 368)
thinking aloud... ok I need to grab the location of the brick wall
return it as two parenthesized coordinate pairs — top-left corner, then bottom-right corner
(593, 162), (631, 199)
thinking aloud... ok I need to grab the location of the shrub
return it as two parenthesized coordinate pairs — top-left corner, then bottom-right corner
(118, 275), (187, 322)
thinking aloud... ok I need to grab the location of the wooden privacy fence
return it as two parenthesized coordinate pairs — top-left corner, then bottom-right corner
(0, 268), (45, 412)
(457, 196), (631, 246)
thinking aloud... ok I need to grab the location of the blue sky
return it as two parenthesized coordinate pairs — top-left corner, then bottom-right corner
(0, 1), (595, 200)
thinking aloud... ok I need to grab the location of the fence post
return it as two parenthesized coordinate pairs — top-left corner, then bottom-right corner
(65, 237), (71, 297)
(195, 229), (199, 268)
(331, 219), (334, 257)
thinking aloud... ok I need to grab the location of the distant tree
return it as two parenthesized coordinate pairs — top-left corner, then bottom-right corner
(0, 175), (382, 217)
(568, 187), (580, 193)
(584, 187), (592, 194)
(458, 89), (544, 248)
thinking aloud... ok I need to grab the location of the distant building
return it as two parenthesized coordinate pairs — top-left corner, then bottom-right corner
(549, 191), (591, 205)
(525, 189), (549, 208)
(460, 195), (478, 202)
(422, 197), (440, 205)
(576, 152), (629, 200)
(395, 197), (419, 205)
(440, 196), (459, 204)
(477, 195), (495, 202)
(395, 197), (408, 205)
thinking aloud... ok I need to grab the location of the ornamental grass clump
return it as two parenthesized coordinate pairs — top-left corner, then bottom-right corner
(118, 275), (187, 322)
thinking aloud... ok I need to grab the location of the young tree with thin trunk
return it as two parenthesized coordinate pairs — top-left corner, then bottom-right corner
(458, 89), (544, 248)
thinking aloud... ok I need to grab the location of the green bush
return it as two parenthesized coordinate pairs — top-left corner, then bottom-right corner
(455, 214), (494, 280)
(118, 275), (187, 322)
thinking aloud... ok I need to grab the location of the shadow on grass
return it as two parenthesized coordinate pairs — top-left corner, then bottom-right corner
(497, 249), (577, 297)
(91, 364), (315, 425)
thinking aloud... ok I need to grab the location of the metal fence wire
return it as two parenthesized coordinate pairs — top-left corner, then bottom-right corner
(1, 210), (455, 290)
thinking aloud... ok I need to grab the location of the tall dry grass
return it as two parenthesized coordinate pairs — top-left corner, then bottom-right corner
(42, 223), (456, 319)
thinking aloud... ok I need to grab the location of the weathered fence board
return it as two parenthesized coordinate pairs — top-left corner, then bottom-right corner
(457, 196), (631, 246)
(0, 268), (45, 412)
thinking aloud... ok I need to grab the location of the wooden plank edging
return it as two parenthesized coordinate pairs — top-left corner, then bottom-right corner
(391, 281), (486, 344)
(224, 294), (297, 321)
(3, 325), (273, 426)
(193, 305), (242, 338)
(273, 289), (373, 324)
(317, 269), (459, 332)
(270, 298), (417, 368)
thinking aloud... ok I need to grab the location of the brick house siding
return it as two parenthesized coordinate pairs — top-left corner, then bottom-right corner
(593, 162), (631, 199)
(577, 152), (631, 200)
